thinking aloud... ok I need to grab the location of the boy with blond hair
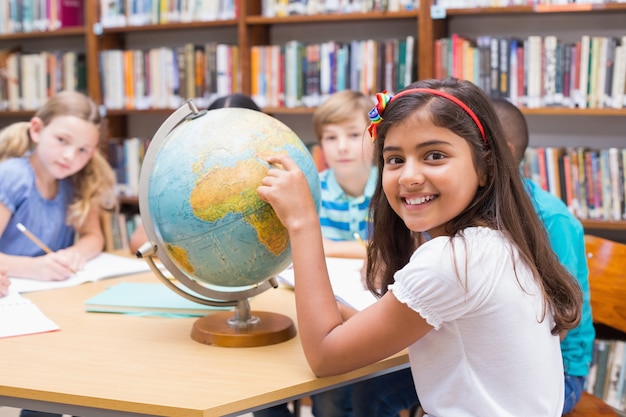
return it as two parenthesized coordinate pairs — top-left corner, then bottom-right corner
(313, 89), (377, 260)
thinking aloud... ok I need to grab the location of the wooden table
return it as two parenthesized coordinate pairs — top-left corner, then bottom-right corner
(0, 272), (409, 417)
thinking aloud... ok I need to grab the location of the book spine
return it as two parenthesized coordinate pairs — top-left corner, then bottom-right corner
(58, 0), (82, 27)
(543, 35), (557, 107)
(577, 35), (590, 109)
(611, 44), (625, 109)
(499, 37), (509, 99)
(489, 36), (499, 97)
(603, 37), (617, 109)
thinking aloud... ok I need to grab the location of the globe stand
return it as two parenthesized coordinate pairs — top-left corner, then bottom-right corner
(190, 299), (296, 347)
(136, 100), (299, 348)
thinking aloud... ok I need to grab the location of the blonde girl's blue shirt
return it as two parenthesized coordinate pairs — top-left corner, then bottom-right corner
(318, 166), (377, 241)
(0, 157), (75, 255)
(524, 178), (595, 377)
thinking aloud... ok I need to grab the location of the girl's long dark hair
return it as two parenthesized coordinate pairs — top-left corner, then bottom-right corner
(366, 78), (581, 335)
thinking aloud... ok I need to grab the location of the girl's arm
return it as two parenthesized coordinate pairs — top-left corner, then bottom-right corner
(258, 154), (433, 377)
(63, 204), (105, 267)
(0, 203), (77, 281)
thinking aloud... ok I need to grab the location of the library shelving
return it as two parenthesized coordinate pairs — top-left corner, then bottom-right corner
(1, 0), (626, 235)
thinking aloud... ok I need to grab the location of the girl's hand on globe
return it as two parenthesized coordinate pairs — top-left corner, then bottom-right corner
(258, 154), (319, 232)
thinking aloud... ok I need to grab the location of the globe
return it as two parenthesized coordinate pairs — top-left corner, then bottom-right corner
(143, 106), (321, 289)
(137, 103), (321, 346)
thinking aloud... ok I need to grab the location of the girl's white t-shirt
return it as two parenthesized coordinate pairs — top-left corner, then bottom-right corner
(390, 227), (563, 417)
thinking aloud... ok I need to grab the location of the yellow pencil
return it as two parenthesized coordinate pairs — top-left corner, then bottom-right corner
(353, 232), (368, 249)
(16, 223), (76, 273)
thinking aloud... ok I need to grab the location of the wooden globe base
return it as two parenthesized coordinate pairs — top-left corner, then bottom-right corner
(190, 311), (296, 347)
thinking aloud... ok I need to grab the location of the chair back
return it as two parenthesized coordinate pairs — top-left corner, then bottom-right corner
(584, 235), (626, 334)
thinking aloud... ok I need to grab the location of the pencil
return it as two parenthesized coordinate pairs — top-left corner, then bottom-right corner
(353, 232), (368, 249)
(16, 223), (76, 273)
(17, 223), (53, 254)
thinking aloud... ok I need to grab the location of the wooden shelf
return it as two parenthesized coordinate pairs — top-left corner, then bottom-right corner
(0, 110), (36, 118)
(118, 195), (139, 206)
(105, 108), (180, 116)
(443, 3), (626, 15)
(581, 219), (626, 231)
(100, 20), (238, 34)
(0, 27), (86, 40)
(521, 108), (626, 117)
(245, 10), (419, 24)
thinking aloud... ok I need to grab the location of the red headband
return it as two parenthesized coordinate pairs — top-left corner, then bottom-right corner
(367, 88), (487, 146)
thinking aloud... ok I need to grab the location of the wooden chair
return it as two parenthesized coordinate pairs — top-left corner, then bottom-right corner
(563, 235), (626, 417)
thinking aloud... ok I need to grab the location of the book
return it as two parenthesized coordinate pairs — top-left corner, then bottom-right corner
(593, 339), (611, 397)
(9, 252), (154, 293)
(544, 35), (557, 107)
(577, 35), (591, 109)
(0, 288), (60, 338)
(611, 43), (626, 109)
(277, 257), (377, 311)
(56, 0), (84, 29)
(84, 282), (230, 317)
(605, 339), (625, 409)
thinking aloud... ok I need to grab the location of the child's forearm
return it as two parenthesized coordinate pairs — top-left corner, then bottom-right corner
(72, 231), (105, 259)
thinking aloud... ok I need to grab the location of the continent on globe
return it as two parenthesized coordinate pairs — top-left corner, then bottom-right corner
(189, 158), (289, 256)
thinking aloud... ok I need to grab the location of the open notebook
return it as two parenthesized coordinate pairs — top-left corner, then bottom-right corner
(277, 257), (377, 311)
(10, 252), (153, 293)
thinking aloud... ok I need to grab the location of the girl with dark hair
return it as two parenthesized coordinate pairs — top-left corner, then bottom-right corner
(258, 78), (582, 416)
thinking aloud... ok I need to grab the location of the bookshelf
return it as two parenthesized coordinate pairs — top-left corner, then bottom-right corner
(1, 0), (626, 237)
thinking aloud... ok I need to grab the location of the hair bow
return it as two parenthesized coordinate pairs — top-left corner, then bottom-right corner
(367, 91), (392, 140)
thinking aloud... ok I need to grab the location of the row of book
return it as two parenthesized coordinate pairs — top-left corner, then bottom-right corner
(102, 210), (142, 252)
(261, 0), (417, 17)
(585, 338), (626, 412)
(99, 43), (239, 111)
(0, 0), (83, 34)
(99, 0), (238, 28)
(434, 0), (626, 9)
(435, 34), (626, 110)
(522, 146), (626, 221)
(0, 48), (86, 111)
(250, 36), (415, 108)
(108, 137), (150, 198)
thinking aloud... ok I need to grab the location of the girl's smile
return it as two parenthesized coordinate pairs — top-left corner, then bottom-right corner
(382, 114), (485, 238)
(403, 194), (437, 206)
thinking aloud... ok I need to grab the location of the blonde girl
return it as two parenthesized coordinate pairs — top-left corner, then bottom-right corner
(258, 78), (582, 416)
(0, 90), (116, 281)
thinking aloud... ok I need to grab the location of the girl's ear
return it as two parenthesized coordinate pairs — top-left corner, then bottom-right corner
(29, 117), (44, 144)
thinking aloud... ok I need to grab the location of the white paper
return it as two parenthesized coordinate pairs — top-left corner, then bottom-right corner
(0, 288), (60, 338)
(10, 252), (153, 293)
(277, 257), (377, 311)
